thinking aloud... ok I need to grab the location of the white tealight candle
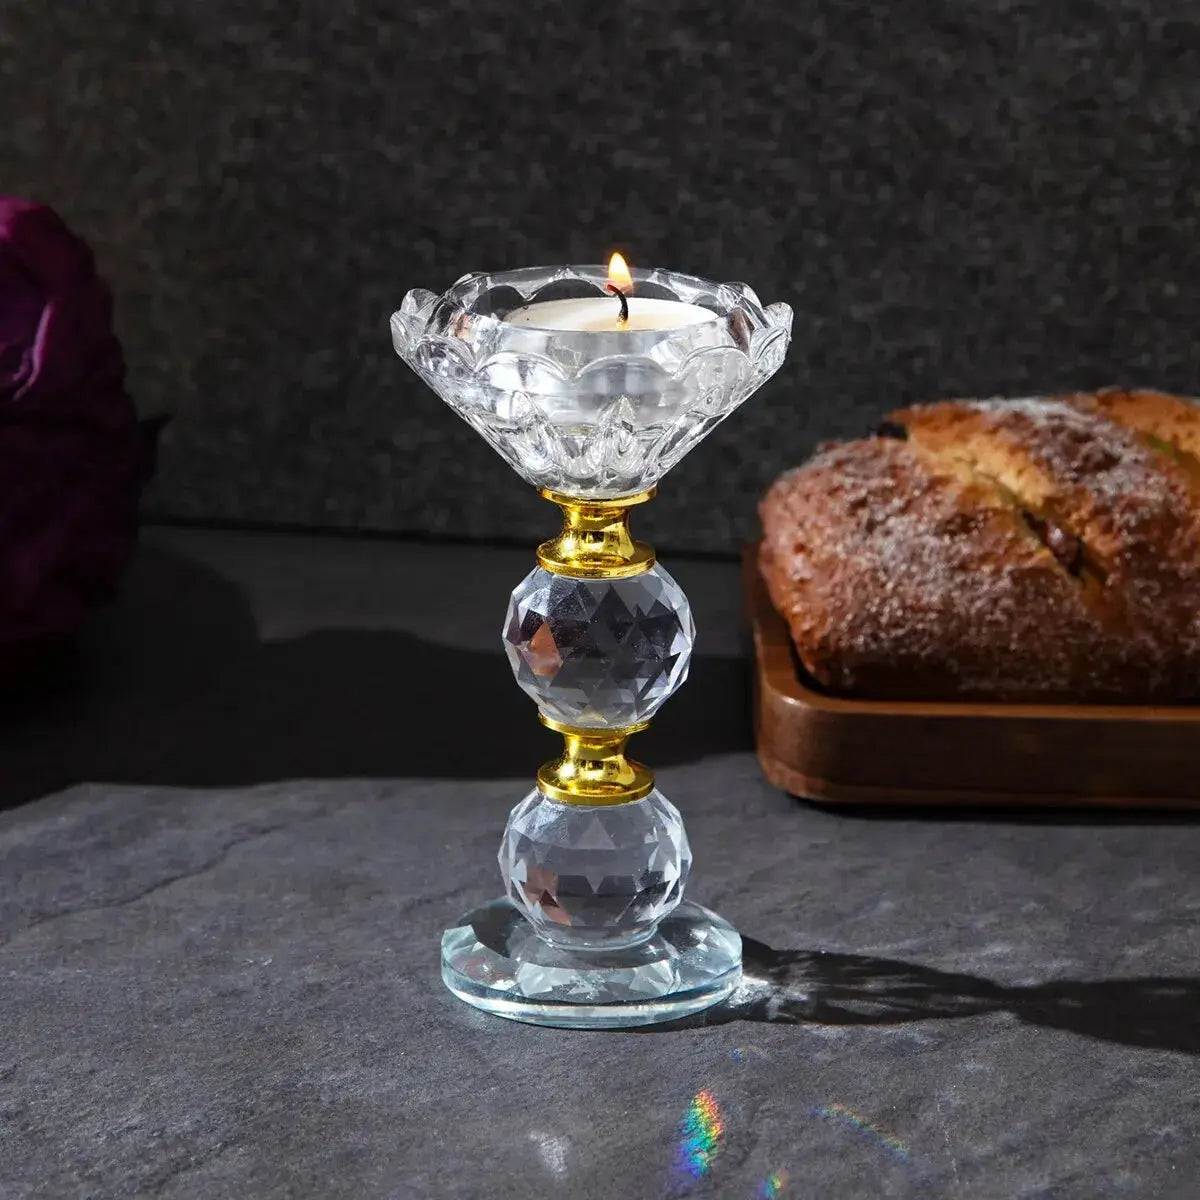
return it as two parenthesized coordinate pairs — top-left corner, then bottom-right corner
(504, 295), (716, 333)
(503, 254), (717, 333)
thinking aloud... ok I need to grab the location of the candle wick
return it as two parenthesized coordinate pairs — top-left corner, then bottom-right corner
(605, 283), (629, 324)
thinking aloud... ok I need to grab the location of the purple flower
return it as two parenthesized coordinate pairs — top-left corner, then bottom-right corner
(0, 197), (153, 648)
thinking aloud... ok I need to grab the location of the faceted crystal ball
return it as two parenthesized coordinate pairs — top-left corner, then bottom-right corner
(499, 788), (691, 949)
(503, 564), (694, 728)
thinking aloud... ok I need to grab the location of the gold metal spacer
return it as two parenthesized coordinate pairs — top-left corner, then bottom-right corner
(536, 715), (655, 806)
(536, 487), (656, 580)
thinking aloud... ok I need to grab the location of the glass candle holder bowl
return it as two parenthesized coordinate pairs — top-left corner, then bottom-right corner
(391, 264), (792, 498)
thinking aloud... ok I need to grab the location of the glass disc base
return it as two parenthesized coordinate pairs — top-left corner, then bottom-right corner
(441, 897), (742, 1029)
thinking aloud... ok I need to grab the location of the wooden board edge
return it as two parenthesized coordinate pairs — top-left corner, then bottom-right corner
(756, 748), (1200, 810)
(745, 542), (1200, 806)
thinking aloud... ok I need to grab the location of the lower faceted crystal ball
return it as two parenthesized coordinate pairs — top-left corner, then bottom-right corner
(499, 788), (692, 949)
(503, 564), (694, 728)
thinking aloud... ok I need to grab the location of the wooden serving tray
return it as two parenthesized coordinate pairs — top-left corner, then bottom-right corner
(745, 546), (1200, 808)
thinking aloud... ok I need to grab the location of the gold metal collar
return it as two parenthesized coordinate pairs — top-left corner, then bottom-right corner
(536, 715), (655, 805)
(536, 487), (656, 579)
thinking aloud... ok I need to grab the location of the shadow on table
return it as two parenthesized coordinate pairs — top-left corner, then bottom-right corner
(0, 545), (749, 809)
(654, 936), (1200, 1055)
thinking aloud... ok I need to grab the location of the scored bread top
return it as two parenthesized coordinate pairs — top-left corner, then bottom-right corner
(759, 391), (1199, 702)
(1076, 388), (1200, 471)
(891, 392), (1199, 695)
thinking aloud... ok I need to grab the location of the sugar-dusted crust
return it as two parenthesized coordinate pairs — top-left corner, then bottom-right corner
(1070, 388), (1200, 510)
(892, 395), (1199, 698)
(1077, 387), (1200, 464)
(1072, 388), (1200, 686)
(760, 393), (1199, 702)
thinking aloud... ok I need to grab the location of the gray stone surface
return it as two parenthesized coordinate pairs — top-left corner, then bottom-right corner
(3, 3), (1200, 553)
(1, 529), (1199, 1197)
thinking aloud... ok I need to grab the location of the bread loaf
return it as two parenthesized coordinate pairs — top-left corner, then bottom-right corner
(759, 389), (1199, 702)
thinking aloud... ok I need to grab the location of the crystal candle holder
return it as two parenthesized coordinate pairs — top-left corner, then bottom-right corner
(391, 263), (791, 1028)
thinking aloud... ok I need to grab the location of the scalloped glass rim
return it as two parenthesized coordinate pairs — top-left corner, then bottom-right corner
(389, 264), (792, 497)
(391, 264), (792, 363)
(417, 261), (758, 314)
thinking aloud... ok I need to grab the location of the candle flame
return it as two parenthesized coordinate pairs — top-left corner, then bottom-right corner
(607, 252), (633, 293)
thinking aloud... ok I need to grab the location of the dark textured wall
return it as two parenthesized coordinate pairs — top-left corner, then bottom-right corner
(3, 1), (1199, 554)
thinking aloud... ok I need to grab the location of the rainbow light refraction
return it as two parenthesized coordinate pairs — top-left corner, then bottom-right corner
(674, 1089), (725, 1179)
(758, 1167), (790, 1197)
(815, 1102), (913, 1164)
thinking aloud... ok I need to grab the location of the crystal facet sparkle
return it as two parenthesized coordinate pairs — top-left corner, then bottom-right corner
(504, 564), (694, 728)
(499, 788), (691, 948)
